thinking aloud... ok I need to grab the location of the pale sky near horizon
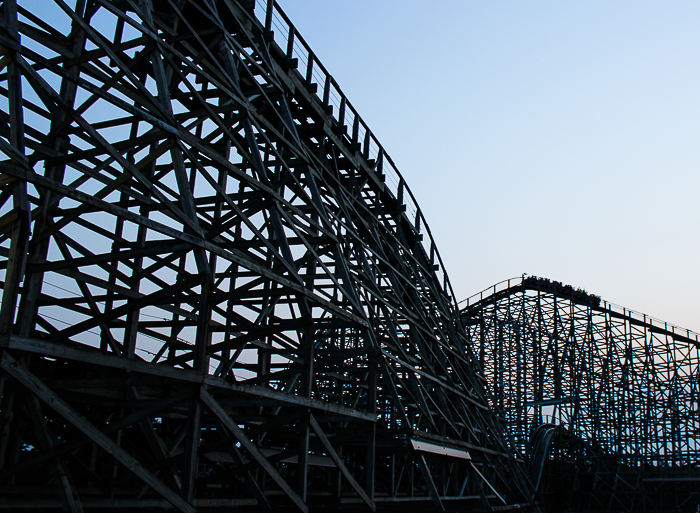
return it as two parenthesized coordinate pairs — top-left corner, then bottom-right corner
(278, 1), (700, 331)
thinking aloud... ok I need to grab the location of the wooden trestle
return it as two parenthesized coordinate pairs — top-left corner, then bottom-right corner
(464, 276), (700, 512)
(0, 1), (534, 511)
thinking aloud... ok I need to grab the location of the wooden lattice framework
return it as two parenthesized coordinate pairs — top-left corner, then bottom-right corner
(0, 1), (534, 511)
(463, 276), (700, 512)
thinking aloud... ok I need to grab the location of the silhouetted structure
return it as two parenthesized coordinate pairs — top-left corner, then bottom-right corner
(0, 1), (533, 511)
(463, 276), (700, 512)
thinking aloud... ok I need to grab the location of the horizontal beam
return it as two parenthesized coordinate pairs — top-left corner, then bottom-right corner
(0, 335), (376, 421)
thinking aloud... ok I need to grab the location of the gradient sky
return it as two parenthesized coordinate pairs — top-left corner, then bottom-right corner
(277, 1), (700, 331)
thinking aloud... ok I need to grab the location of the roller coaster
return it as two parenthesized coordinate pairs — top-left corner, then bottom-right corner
(463, 276), (700, 512)
(0, 1), (697, 512)
(0, 0), (531, 511)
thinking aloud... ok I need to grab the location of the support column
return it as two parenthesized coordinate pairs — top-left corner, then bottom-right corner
(297, 410), (310, 502)
(365, 349), (377, 497)
(0, 0), (29, 336)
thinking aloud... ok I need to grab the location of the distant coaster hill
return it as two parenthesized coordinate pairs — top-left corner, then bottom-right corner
(462, 275), (700, 512)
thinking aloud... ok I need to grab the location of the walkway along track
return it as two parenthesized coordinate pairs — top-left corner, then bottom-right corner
(0, 0), (534, 511)
(462, 276), (700, 512)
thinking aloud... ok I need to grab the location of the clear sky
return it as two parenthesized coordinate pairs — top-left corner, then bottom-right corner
(278, 1), (700, 331)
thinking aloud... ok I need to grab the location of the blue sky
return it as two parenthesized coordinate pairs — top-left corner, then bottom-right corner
(278, 1), (700, 330)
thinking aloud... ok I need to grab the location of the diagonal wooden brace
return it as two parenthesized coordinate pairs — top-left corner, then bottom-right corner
(308, 413), (376, 511)
(0, 351), (195, 513)
(417, 454), (445, 511)
(200, 388), (308, 513)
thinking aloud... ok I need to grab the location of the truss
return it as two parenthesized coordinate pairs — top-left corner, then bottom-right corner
(463, 276), (700, 512)
(0, 0), (534, 511)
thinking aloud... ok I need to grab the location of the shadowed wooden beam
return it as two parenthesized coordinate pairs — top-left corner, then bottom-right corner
(308, 412), (376, 512)
(0, 351), (195, 513)
(200, 388), (308, 513)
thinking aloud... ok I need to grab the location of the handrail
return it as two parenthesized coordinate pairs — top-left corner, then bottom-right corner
(251, 0), (458, 310)
(458, 276), (524, 308)
(599, 299), (700, 345)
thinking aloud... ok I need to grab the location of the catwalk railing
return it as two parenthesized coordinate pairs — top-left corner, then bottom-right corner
(0, 1), (533, 512)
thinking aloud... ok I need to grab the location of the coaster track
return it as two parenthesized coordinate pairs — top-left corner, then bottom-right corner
(0, 0), (534, 511)
(463, 276), (700, 512)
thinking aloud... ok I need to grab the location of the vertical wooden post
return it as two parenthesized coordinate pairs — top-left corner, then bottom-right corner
(363, 129), (371, 160)
(287, 26), (295, 57)
(0, 0), (29, 336)
(181, 397), (202, 503)
(0, 389), (15, 471)
(352, 114), (359, 147)
(265, 0), (274, 32)
(297, 410), (310, 501)
(323, 75), (331, 106)
(365, 349), (377, 497)
(338, 97), (346, 127)
(305, 54), (314, 84)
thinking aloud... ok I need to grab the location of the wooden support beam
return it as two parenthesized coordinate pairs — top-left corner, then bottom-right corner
(365, 350), (377, 496)
(416, 454), (444, 511)
(297, 410), (310, 502)
(0, 0), (30, 337)
(308, 413), (375, 512)
(181, 395), (202, 503)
